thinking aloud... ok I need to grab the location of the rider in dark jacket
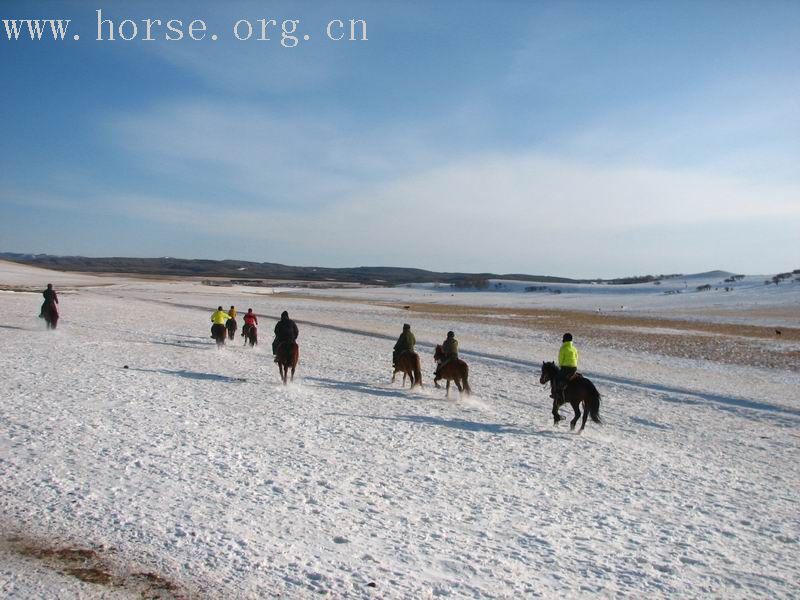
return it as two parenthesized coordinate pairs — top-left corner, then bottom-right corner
(40, 283), (59, 318)
(273, 311), (299, 359)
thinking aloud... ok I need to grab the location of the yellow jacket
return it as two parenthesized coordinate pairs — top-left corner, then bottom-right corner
(211, 310), (230, 325)
(228, 308), (237, 319)
(558, 341), (579, 368)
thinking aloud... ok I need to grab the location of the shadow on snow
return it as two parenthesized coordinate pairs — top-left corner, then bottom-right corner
(125, 367), (246, 383)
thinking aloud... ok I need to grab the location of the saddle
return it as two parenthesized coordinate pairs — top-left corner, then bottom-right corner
(551, 372), (581, 401)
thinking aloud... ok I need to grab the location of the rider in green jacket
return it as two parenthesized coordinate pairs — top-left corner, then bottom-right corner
(393, 324), (416, 366)
(435, 331), (459, 376)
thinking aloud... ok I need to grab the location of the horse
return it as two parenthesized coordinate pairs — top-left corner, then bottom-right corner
(276, 341), (299, 384)
(392, 351), (422, 388)
(433, 345), (471, 398)
(539, 361), (601, 432)
(40, 301), (59, 330)
(211, 323), (227, 347)
(226, 318), (238, 341)
(242, 324), (257, 347)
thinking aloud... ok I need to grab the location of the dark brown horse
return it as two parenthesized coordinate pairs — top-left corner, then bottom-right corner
(392, 351), (422, 388)
(433, 345), (470, 398)
(276, 341), (299, 384)
(242, 324), (257, 347)
(539, 361), (601, 432)
(211, 323), (227, 347)
(226, 318), (238, 341)
(41, 301), (59, 330)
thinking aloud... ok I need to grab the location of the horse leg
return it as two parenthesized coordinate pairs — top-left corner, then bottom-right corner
(446, 380), (451, 398)
(569, 398), (581, 431)
(290, 365), (296, 382)
(579, 399), (590, 432)
(552, 398), (562, 425)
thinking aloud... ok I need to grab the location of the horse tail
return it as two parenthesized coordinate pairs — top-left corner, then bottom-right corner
(585, 379), (601, 423)
(462, 361), (471, 395)
(413, 354), (422, 387)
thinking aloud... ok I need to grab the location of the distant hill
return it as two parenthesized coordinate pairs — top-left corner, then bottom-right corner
(0, 253), (587, 286)
(3, 252), (739, 287)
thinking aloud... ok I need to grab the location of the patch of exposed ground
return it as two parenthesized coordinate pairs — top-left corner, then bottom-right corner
(281, 294), (800, 372)
(2, 534), (190, 599)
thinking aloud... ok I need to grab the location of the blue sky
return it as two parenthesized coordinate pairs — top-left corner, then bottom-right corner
(1, 0), (798, 278)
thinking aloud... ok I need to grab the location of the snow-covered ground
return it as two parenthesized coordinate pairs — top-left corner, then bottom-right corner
(1, 262), (799, 598)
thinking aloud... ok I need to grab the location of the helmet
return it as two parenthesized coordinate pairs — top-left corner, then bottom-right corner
(447, 331), (454, 337)
(247, 308), (253, 312)
(403, 323), (410, 330)
(562, 333), (573, 342)
(47, 283), (53, 289)
(281, 311), (289, 318)
(218, 306), (223, 311)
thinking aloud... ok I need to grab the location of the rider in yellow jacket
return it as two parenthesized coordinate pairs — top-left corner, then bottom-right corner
(552, 333), (579, 399)
(211, 307), (230, 325)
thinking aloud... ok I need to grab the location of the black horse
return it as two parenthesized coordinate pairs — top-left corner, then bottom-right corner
(242, 324), (257, 347)
(226, 318), (238, 341)
(539, 361), (601, 432)
(211, 323), (227, 347)
(40, 301), (59, 329)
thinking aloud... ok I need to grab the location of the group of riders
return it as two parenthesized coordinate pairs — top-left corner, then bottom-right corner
(38, 283), (581, 402)
(210, 305), (298, 361)
(392, 323), (580, 401)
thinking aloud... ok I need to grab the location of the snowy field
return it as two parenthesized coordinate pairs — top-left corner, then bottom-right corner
(1, 262), (799, 598)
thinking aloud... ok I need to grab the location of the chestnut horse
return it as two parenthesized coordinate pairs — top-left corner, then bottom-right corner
(276, 341), (299, 384)
(41, 301), (59, 330)
(433, 345), (470, 397)
(539, 361), (601, 432)
(392, 351), (422, 388)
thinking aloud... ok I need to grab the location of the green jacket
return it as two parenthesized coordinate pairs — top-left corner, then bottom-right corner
(442, 337), (458, 358)
(394, 330), (416, 353)
(558, 341), (579, 368)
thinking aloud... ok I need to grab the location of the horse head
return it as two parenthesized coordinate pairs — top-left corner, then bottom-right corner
(539, 361), (556, 385)
(433, 344), (445, 362)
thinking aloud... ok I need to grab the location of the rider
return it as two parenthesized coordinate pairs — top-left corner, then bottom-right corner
(552, 332), (579, 400)
(40, 283), (59, 318)
(435, 331), (458, 377)
(393, 323), (416, 367)
(273, 310), (299, 361)
(226, 305), (238, 334)
(210, 306), (230, 337)
(242, 308), (258, 338)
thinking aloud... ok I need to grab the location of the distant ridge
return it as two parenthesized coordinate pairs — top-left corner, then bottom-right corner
(0, 253), (585, 285)
(0, 252), (722, 286)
